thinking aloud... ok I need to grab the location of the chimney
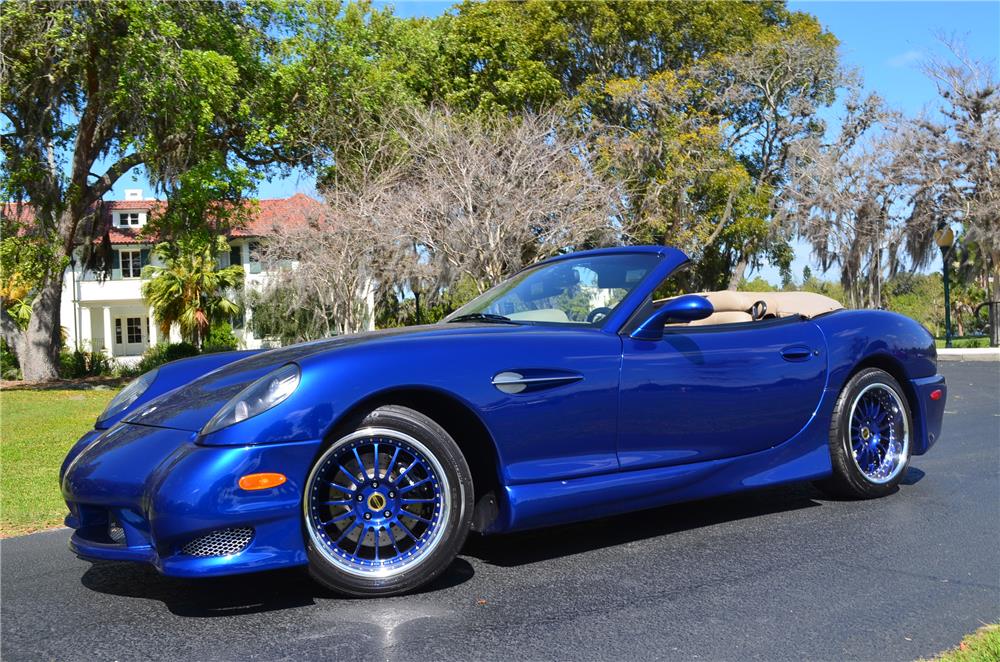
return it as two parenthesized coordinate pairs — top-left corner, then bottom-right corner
(124, 188), (143, 201)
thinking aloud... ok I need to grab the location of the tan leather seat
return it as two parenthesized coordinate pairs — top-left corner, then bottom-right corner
(689, 310), (752, 326)
(758, 291), (843, 318)
(657, 290), (843, 326)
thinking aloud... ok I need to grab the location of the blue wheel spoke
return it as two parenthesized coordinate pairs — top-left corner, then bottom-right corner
(400, 510), (433, 524)
(396, 519), (419, 542)
(322, 499), (352, 506)
(401, 498), (436, 504)
(355, 524), (369, 553)
(333, 520), (361, 545)
(337, 463), (362, 486)
(352, 448), (367, 479)
(399, 477), (432, 494)
(327, 481), (353, 493)
(383, 447), (400, 481)
(387, 526), (402, 556)
(321, 510), (354, 526)
(394, 459), (419, 484)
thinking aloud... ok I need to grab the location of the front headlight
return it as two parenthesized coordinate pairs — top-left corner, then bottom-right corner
(201, 363), (300, 435)
(98, 368), (159, 424)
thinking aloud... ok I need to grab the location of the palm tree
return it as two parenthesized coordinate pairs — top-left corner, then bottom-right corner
(142, 235), (244, 348)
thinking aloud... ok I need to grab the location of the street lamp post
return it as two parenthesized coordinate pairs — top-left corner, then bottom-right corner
(934, 225), (955, 349)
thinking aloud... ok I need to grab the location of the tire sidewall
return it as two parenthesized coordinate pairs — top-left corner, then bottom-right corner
(830, 368), (913, 498)
(304, 406), (474, 597)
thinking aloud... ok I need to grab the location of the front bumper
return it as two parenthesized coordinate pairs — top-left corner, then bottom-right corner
(60, 423), (322, 577)
(909, 374), (947, 455)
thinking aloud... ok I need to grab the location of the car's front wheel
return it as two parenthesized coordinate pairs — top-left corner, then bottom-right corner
(303, 405), (473, 597)
(816, 367), (913, 499)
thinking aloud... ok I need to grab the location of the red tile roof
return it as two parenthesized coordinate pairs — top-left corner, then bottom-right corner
(3, 193), (323, 245)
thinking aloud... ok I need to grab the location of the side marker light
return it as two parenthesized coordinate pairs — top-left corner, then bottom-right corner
(239, 473), (287, 491)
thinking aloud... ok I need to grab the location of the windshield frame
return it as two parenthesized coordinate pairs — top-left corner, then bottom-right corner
(442, 250), (679, 331)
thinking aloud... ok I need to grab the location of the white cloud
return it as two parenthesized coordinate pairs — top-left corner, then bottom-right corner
(888, 49), (923, 68)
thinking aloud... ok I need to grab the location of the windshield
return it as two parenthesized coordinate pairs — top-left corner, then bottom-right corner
(445, 253), (661, 326)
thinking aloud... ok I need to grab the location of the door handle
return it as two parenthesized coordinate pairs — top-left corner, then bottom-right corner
(780, 345), (815, 361)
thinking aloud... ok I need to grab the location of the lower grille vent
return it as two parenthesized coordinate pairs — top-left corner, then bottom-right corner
(108, 518), (126, 544)
(181, 527), (254, 557)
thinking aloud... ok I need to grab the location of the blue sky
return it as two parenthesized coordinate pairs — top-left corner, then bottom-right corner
(107, 1), (1000, 284)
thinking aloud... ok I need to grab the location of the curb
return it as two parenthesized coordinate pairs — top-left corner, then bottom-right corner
(937, 348), (1000, 362)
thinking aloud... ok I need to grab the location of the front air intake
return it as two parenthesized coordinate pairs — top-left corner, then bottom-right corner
(108, 517), (125, 544)
(181, 527), (254, 557)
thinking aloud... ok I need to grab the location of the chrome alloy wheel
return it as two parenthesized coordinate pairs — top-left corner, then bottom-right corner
(848, 382), (910, 484)
(304, 428), (451, 578)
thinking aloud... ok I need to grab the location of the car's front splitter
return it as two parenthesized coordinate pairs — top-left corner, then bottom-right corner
(61, 423), (323, 577)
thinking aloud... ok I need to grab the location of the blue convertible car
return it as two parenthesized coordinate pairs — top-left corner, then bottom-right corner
(61, 246), (947, 596)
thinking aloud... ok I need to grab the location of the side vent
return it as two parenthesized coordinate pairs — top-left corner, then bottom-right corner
(181, 527), (254, 557)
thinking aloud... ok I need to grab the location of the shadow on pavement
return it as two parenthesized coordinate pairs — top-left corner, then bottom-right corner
(467, 464), (927, 567)
(900, 466), (926, 485)
(463, 482), (826, 567)
(79, 556), (474, 616)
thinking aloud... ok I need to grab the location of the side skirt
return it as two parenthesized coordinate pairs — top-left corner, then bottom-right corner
(490, 407), (836, 534)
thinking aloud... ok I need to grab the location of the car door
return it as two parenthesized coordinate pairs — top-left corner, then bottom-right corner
(617, 317), (827, 471)
(472, 328), (625, 484)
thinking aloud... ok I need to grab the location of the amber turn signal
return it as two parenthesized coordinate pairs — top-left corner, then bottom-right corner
(929, 389), (943, 401)
(239, 473), (287, 491)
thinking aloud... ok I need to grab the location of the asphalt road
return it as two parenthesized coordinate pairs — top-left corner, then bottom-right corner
(2, 362), (998, 661)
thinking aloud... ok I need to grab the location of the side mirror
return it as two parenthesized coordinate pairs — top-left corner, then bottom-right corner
(630, 295), (714, 340)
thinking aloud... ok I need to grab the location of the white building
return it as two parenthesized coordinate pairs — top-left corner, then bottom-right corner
(45, 189), (366, 362)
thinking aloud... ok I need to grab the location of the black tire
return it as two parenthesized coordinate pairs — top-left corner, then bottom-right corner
(304, 405), (474, 597)
(815, 367), (913, 499)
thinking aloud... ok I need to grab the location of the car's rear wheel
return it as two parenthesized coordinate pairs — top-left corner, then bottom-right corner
(816, 367), (912, 499)
(303, 405), (473, 597)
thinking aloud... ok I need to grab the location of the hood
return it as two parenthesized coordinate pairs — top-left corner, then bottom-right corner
(125, 323), (524, 432)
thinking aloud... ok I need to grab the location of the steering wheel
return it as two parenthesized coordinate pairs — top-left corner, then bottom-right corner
(750, 300), (767, 321)
(587, 307), (613, 324)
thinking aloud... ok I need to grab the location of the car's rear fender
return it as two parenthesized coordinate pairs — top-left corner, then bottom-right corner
(812, 309), (943, 455)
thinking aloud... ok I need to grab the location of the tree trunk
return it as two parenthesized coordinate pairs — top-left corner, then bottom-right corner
(18, 269), (65, 382)
(727, 256), (748, 290)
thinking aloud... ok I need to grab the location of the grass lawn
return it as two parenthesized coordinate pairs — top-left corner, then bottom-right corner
(926, 625), (1000, 662)
(0, 387), (115, 537)
(934, 337), (991, 348)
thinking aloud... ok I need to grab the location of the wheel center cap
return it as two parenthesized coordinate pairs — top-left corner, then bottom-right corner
(860, 427), (871, 440)
(367, 492), (387, 511)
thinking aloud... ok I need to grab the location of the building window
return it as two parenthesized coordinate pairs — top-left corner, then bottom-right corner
(248, 242), (261, 274)
(115, 318), (122, 344)
(118, 212), (140, 226)
(126, 317), (142, 344)
(120, 250), (142, 278)
(229, 244), (242, 268)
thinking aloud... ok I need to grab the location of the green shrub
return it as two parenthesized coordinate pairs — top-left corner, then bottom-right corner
(58, 349), (115, 378)
(202, 321), (240, 353)
(1, 338), (19, 380)
(134, 342), (199, 374)
(884, 273), (945, 335)
(738, 276), (778, 293)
